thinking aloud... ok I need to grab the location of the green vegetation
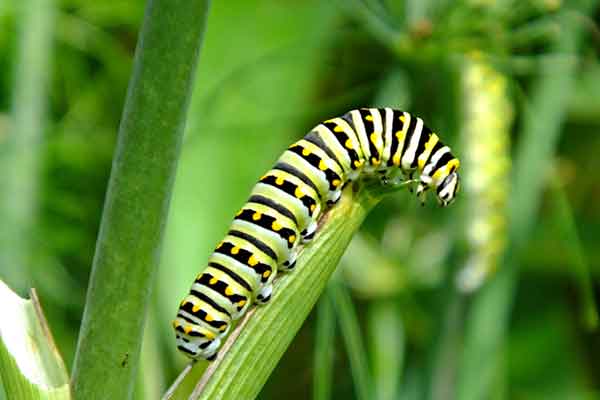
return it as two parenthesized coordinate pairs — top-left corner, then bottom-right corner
(1, 0), (599, 399)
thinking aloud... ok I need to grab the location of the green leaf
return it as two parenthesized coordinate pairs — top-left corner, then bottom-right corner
(70, 1), (210, 399)
(0, 280), (70, 399)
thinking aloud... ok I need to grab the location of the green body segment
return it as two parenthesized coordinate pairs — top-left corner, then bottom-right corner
(173, 108), (461, 360)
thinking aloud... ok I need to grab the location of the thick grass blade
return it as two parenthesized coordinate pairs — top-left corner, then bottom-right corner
(0, 281), (70, 399)
(70, 1), (210, 399)
(313, 291), (336, 400)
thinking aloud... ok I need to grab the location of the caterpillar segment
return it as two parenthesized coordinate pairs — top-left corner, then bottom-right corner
(174, 108), (461, 360)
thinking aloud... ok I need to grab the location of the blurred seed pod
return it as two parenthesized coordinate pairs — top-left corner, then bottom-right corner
(456, 55), (513, 292)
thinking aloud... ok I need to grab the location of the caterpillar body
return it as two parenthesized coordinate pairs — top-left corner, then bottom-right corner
(173, 108), (461, 360)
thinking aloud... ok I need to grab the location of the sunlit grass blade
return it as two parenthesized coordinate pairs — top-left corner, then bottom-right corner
(0, 280), (71, 399)
(0, 0), (54, 293)
(330, 281), (373, 400)
(313, 291), (336, 400)
(70, 1), (210, 399)
(549, 179), (598, 330)
(368, 300), (404, 400)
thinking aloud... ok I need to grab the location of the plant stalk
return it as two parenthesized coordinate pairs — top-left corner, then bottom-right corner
(71, 1), (210, 398)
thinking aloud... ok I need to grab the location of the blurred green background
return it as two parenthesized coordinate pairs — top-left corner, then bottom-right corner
(1, 0), (599, 399)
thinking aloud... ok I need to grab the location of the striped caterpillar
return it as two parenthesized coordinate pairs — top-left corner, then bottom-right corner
(173, 108), (461, 360)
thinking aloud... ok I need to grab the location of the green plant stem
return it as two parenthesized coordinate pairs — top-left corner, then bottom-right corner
(0, 0), (54, 293)
(70, 1), (210, 399)
(189, 182), (381, 400)
(457, 2), (597, 399)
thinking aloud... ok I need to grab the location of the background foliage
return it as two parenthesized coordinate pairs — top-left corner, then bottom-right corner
(1, 0), (599, 399)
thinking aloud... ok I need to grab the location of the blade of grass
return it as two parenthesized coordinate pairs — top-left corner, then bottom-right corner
(457, 2), (597, 399)
(0, 0), (54, 294)
(368, 300), (404, 400)
(313, 291), (336, 400)
(70, 1), (210, 399)
(185, 179), (388, 400)
(330, 281), (373, 400)
(549, 179), (599, 330)
(0, 281), (70, 399)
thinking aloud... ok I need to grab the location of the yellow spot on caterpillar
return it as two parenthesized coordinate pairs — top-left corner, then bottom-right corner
(396, 130), (405, 140)
(334, 125), (343, 133)
(231, 246), (240, 255)
(345, 139), (353, 149)
(289, 234), (296, 243)
(192, 304), (200, 312)
(302, 147), (311, 156)
(272, 221), (282, 231)
(225, 287), (234, 296)
(310, 204), (316, 212)
(205, 314), (213, 322)
(172, 320), (180, 328)
(392, 154), (401, 166)
(252, 212), (261, 221)
(332, 179), (341, 187)
(275, 177), (285, 185)
(248, 255), (258, 266)
(353, 160), (364, 168)
(183, 325), (192, 334)
(263, 270), (271, 278)
(209, 277), (218, 285)
(205, 331), (216, 340)
(294, 187), (304, 198)
(238, 300), (247, 307)
(219, 325), (227, 332)
(365, 115), (373, 121)
(371, 157), (381, 166)
(319, 160), (327, 171)
(370, 132), (379, 144)
(399, 115), (406, 123)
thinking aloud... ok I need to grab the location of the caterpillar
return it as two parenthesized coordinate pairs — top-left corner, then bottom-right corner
(173, 108), (461, 360)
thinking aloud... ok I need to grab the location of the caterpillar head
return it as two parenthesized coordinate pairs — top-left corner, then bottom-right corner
(416, 168), (460, 207)
(436, 170), (460, 207)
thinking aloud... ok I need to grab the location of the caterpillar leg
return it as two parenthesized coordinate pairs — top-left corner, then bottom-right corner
(281, 250), (298, 271)
(256, 283), (273, 304)
(327, 189), (342, 205)
(301, 221), (318, 243)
